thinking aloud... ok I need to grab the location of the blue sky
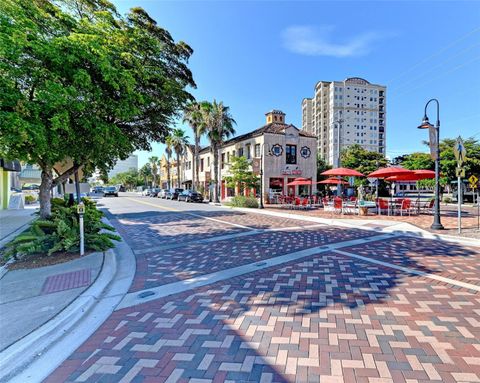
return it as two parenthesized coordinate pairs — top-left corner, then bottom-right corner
(111, 1), (480, 167)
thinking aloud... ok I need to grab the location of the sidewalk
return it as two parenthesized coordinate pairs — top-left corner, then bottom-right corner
(0, 204), (38, 247)
(0, 251), (104, 352)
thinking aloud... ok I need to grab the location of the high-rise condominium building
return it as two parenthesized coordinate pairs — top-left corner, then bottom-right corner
(302, 77), (386, 166)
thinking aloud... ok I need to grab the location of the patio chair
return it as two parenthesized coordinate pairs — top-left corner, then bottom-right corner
(293, 197), (302, 210)
(301, 197), (310, 210)
(399, 198), (413, 216)
(333, 197), (343, 214)
(376, 198), (389, 215)
(421, 199), (434, 215)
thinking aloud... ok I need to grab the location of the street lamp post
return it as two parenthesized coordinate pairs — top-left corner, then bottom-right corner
(417, 98), (444, 230)
(333, 111), (344, 196)
(259, 143), (271, 209)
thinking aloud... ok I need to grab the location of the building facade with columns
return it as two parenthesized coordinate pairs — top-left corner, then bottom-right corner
(193, 110), (317, 201)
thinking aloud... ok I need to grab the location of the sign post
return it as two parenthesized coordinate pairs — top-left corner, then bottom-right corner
(77, 202), (85, 256)
(469, 174), (479, 231)
(454, 137), (466, 234)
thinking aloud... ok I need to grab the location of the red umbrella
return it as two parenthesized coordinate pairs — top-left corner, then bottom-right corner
(287, 179), (312, 186)
(385, 169), (435, 182)
(321, 167), (364, 177)
(318, 178), (350, 185)
(367, 167), (415, 179)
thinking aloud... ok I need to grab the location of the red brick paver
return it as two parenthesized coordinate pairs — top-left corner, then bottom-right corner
(46, 251), (480, 383)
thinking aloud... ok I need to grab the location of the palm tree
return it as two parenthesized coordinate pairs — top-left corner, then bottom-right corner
(200, 100), (236, 203)
(139, 163), (152, 187)
(148, 156), (159, 187)
(183, 101), (204, 190)
(169, 128), (190, 188)
(165, 136), (173, 189)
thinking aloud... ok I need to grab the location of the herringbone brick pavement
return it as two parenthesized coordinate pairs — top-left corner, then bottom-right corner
(342, 236), (480, 286)
(130, 227), (378, 292)
(46, 251), (480, 383)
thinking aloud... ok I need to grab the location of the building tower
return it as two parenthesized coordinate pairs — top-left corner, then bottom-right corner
(302, 77), (386, 166)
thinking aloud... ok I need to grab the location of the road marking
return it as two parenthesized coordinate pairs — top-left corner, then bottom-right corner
(117, 233), (395, 309)
(334, 249), (480, 293)
(124, 197), (255, 230)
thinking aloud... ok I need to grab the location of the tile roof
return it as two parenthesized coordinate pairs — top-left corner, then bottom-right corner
(196, 123), (315, 154)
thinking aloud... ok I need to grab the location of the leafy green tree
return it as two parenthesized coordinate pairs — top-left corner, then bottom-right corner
(139, 163), (152, 187)
(317, 154), (332, 180)
(0, 0), (194, 218)
(169, 128), (189, 188)
(148, 156), (159, 187)
(439, 137), (480, 182)
(224, 156), (259, 194)
(393, 152), (434, 170)
(340, 144), (388, 177)
(183, 101), (204, 190)
(200, 100), (236, 203)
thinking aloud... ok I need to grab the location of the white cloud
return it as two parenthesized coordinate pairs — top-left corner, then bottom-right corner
(282, 25), (384, 58)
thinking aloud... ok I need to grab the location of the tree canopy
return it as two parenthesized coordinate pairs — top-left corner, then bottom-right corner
(224, 156), (259, 192)
(340, 144), (388, 176)
(0, 0), (195, 216)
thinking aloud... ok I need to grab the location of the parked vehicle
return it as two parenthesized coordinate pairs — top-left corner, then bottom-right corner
(158, 189), (168, 199)
(166, 188), (184, 200)
(92, 186), (104, 194)
(178, 190), (203, 203)
(150, 188), (161, 197)
(142, 188), (152, 196)
(104, 186), (119, 197)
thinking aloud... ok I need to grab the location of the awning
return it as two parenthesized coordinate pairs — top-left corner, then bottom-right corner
(0, 159), (21, 172)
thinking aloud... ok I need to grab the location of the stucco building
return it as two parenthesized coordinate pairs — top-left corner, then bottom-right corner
(191, 110), (317, 201)
(302, 77), (386, 166)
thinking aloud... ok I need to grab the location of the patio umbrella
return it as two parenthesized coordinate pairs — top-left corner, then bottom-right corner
(367, 167), (415, 179)
(286, 179), (312, 186)
(317, 178), (350, 185)
(385, 169), (435, 182)
(321, 167), (364, 177)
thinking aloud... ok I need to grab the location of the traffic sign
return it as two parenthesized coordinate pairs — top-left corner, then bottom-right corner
(456, 167), (465, 178)
(469, 174), (478, 188)
(454, 136), (466, 165)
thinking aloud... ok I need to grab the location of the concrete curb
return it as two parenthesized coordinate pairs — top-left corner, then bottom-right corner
(0, 217), (136, 383)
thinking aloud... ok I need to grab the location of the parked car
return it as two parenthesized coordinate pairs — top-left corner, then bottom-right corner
(103, 186), (119, 197)
(92, 186), (104, 194)
(166, 188), (184, 200)
(142, 188), (152, 196)
(150, 188), (161, 197)
(158, 189), (168, 199)
(177, 190), (203, 203)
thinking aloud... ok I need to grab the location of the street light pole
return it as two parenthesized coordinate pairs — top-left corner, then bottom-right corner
(333, 111), (344, 196)
(417, 99), (444, 230)
(259, 143), (270, 209)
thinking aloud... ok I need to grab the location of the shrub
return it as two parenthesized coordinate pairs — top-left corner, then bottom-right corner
(3, 199), (120, 260)
(229, 195), (259, 208)
(24, 194), (37, 204)
(443, 196), (452, 203)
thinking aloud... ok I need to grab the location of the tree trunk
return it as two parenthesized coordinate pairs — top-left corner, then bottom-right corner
(194, 133), (200, 191)
(39, 166), (53, 219)
(176, 153), (181, 188)
(213, 144), (220, 203)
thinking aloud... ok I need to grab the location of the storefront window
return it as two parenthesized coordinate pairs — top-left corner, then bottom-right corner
(269, 178), (283, 193)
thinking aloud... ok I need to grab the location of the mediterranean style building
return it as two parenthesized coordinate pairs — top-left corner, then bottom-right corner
(302, 77), (386, 166)
(178, 110), (317, 201)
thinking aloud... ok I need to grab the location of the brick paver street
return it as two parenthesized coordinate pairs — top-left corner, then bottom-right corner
(45, 195), (480, 383)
